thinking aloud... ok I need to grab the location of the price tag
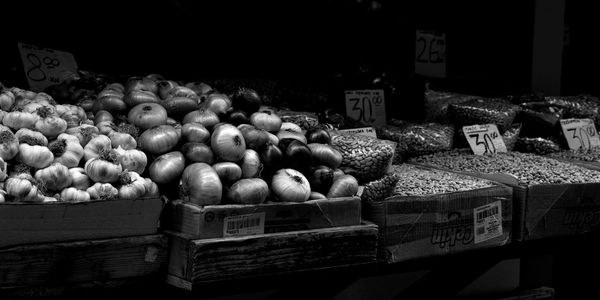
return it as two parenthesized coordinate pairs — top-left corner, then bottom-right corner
(559, 119), (600, 151)
(463, 124), (507, 155)
(338, 127), (377, 138)
(344, 90), (386, 127)
(415, 30), (446, 78)
(474, 201), (503, 244)
(18, 42), (78, 92)
(223, 212), (265, 237)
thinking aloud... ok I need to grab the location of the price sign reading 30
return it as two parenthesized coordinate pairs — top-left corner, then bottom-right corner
(560, 119), (600, 151)
(344, 90), (386, 127)
(463, 124), (507, 155)
(18, 42), (78, 92)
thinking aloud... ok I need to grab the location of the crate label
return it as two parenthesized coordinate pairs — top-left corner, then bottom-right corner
(18, 42), (78, 92)
(223, 212), (266, 237)
(463, 124), (507, 155)
(338, 127), (377, 138)
(560, 118), (600, 151)
(344, 90), (386, 127)
(415, 30), (446, 78)
(474, 201), (503, 244)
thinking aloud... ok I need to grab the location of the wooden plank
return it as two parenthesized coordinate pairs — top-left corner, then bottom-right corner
(0, 197), (165, 249)
(167, 224), (378, 283)
(166, 197), (362, 239)
(0, 234), (168, 289)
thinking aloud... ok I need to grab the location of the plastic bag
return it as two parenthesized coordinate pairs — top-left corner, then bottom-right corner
(448, 98), (520, 133)
(514, 137), (562, 155)
(424, 89), (479, 123)
(377, 122), (454, 162)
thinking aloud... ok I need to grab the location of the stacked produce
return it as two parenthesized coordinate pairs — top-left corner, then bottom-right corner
(0, 85), (159, 203)
(411, 150), (600, 185)
(390, 164), (497, 196)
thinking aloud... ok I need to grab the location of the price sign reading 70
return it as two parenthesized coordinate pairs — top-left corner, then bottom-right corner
(344, 90), (386, 127)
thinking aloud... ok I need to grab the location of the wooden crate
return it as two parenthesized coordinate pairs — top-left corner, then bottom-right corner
(364, 184), (513, 264)
(0, 234), (168, 291)
(166, 223), (378, 289)
(163, 197), (361, 239)
(0, 197), (165, 249)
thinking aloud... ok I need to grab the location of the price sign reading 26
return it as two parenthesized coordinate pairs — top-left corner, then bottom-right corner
(415, 30), (446, 78)
(560, 119), (600, 151)
(344, 90), (386, 127)
(463, 124), (507, 155)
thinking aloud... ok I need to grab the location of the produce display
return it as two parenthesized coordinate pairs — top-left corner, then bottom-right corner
(1, 74), (363, 207)
(331, 132), (394, 183)
(376, 122), (454, 163)
(390, 164), (497, 196)
(448, 98), (521, 133)
(547, 148), (600, 162)
(411, 150), (600, 185)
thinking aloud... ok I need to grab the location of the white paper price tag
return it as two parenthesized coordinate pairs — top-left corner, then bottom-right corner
(223, 212), (265, 237)
(415, 30), (446, 78)
(560, 119), (600, 151)
(18, 42), (78, 92)
(344, 90), (386, 127)
(474, 201), (503, 244)
(338, 127), (377, 138)
(463, 124), (507, 155)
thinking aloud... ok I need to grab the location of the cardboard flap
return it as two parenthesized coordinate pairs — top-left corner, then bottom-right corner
(526, 184), (569, 234)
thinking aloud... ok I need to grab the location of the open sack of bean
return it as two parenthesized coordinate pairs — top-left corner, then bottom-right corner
(423, 88), (479, 123)
(411, 150), (600, 185)
(376, 122), (454, 163)
(331, 132), (395, 184)
(449, 98), (520, 131)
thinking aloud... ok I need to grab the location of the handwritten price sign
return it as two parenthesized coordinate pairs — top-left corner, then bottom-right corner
(463, 124), (507, 155)
(560, 119), (600, 151)
(18, 42), (78, 92)
(344, 90), (386, 127)
(415, 30), (446, 78)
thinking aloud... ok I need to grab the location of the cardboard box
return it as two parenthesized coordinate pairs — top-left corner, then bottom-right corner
(164, 197), (361, 239)
(0, 234), (167, 290)
(364, 184), (513, 263)
(417, 163), (600, 241)
(166, 223), (378, 289)
(0, 197), (165, 249)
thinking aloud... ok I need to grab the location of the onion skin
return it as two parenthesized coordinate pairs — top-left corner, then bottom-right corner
(181, 142), (214, 164)
(239, 125), (271, 151)
(180, 163), (222, 206)
(280, 122), (302, 133)
(307, 143), (343, 169)
(127, 103), (168, 130)
(182, 109), (220, 129)
(240, 149), (262, 178)
(139, 125), (180, 155)
(309, 191), (327, 200)
(211, 124), (246, 162)
(162, 96), (198, 118)
(149, 151), (185, 184)
(124, 90), (160, 107)
(182, 123), (210, 143)
(250, 111), (282, 132)
(203, 93), (231, 115)
(212, 162), (242, 183)
(271, 168), (311, 203)
(277, 130), (307, 144)
(327, 175), (358, 198)
(227, 178), (269, 204)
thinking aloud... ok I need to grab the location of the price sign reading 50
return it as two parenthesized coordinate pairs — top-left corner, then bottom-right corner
(560, 119), (600, 151)
(463, 124), (507, 155)
(345, 90), (386, 127)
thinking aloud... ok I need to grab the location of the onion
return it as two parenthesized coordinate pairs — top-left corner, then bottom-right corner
(182, 109), (220, 129)
(271, 168), (311, 203)
(212, 162), (242, 183)
(239, 125), (270, 151)
(94, 110), (114, 125)
(185, 82), (213, 97)
(149, 151), (185, 184)
(277, 130), (307, 144)
(265, 131), (279, 146)
(232, 87), (261, 115)
(92, 96), (127, 113)
(250, 111), (282, 132)
(182, 123), (210, 143)
(167, 86), (200, 103)
(309, 165), (334, 194)
(327, 175), (358, 198)
(309, 191), (327, 200)
(333, 169), (345, 181)
(124, 90), (160, 107)
(98, 89), (124, 99)
(126, 76), (157, 93)
(225, 109), (250, 126)
(278, 139), (312, 175)
(139, 125), (180, 155)
(227, 178), (269, 204)
(260, 142), (283, 175)
(161, 96), (198, 118)
(240, 149), (262, 178)
(280, 122), (302, 133)
(306, 128), (331, 144)
(127, 103), (168, 130)
(181, 142), (214, 164)
(307, 143), (343, 169)
(203, 93), (231, 115)
(211, 123), (246, 162)
(180, 163), (222, 206)
(157, 80), (179, 100)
